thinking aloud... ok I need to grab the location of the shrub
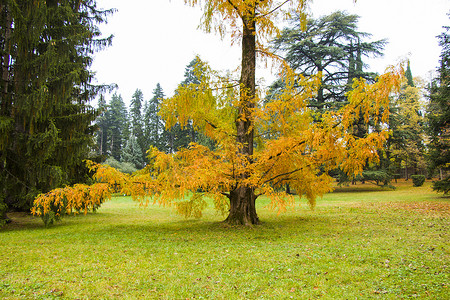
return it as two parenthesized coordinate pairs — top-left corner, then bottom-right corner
(411, 175), (426, 187)
(432, 176), (450, 194)
(362, 170), (391, 185)
(104, 157), (137, 174)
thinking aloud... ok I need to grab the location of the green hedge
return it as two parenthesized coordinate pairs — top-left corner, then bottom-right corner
(411, 175), (426, 187)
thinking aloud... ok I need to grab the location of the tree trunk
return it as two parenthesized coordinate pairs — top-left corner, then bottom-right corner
(224, 13), (259, 225)
(317, 65), (324, 106)
(1, 3), (12, 111)
(405, 157), (409, 180)
(225, 187), (259, 225)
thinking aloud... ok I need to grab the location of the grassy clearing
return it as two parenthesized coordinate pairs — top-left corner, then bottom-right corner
(1, 180), (448, 299)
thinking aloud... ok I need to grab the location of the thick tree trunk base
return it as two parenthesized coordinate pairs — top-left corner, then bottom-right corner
(224, 187), (260, 226)
(224, 212), (260, 226)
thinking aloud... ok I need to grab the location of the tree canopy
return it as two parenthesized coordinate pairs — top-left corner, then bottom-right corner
(271, 10), (386, 110)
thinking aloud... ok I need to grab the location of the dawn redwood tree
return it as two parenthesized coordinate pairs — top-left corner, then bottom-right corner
(31, 0), (402, 227)
(152, 0), (401, 225)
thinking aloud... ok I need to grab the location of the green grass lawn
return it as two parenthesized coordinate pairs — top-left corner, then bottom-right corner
(1, 181), (448, 299)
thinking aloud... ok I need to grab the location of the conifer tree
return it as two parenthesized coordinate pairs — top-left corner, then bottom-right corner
(405, 60), (415, 87)
(129, 89), (145, 158)
(427, 23), (450, 193)
(270, 10), (387, 185)
(96, 95), (109, 156)
(106, 93), (128, 161)
(122, 134), (145, 169)
(144, 84), (165, 151)
(272, 11), (385, 111)
(0, 0), (114, 216)
(154, 0), (401, 225)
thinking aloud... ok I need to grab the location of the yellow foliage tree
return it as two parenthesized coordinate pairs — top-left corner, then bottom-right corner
(150, 0), (402, 225)
(32, 0), (402, 226)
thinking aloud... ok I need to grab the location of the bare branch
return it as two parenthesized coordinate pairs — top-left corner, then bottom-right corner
(262, 167), (304, 185)
(227, 0), (242, 17)
(256, 0), (291, 19)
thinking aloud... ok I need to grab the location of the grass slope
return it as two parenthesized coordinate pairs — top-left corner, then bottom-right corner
(0, 181), (448, 299)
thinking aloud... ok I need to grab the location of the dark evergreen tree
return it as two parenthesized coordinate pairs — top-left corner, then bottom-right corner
(106, 93), (128, 161)
(0, 0), (114, 218)
(405, 60), (415, 87)
(164, 57), (216, 152)
(96, 94), (109, 157)
(122, 134), (145, 169)
(144, 83), (165, 152)
(272, 11), (385, 112)
(427, 22), (450, 193)
(129, 89), (145, 154)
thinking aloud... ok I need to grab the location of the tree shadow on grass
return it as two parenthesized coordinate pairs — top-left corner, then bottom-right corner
(91, 214), (331, 243)
(0, 212), (44, 232)
(1, 205), (332, 238)
(1, 211), (107, 232)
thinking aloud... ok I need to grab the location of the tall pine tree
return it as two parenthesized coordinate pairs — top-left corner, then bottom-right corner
(106, 93), (128, 161)
(96, 94), (109, 157)
(129, 89), (145, 161)
(122, 134), (145, 169)
(0, 0), (114, 218)
(144, 84), (165, 152)
(427, 23), (450, 193)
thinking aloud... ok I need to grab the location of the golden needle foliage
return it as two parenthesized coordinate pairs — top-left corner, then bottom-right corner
(32, 161), (119, 226)
(153, 61), (402, 215)
(32, 0), (403, 225)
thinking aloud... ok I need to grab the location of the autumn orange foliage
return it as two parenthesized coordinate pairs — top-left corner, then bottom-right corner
(32, 162), (118, 226)
(31, 0), (403, 226)
(155, 63), (401, 208)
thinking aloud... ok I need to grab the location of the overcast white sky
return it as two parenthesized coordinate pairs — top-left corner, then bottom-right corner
(91, 0), (449, 104)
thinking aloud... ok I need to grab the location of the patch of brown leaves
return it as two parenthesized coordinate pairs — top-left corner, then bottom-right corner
(362, 201), (450, 217)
